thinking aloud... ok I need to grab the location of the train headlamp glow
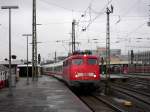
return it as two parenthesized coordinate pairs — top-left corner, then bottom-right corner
(75, 74), (78, 78)
(94, 74), (96, 78)
(84, 54), (87, 57)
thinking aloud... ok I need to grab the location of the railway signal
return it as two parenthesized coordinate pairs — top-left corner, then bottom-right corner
(131, 50), (134, 64)
(38, 54), (41, 64)
(11, 55), (17, 59)
(101, 57), (104, 75)
(72, 20), (76, 53)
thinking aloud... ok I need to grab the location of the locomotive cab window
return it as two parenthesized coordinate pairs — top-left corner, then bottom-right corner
(72, 59), (83, 65)
(87, 58), (97, 65)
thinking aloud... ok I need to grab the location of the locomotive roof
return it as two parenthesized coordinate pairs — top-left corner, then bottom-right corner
(42, 55), (98, 68)
(66, 54), (98, 60)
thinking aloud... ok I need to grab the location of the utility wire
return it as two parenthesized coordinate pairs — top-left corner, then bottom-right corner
(84, 0), (112, 30)
(77, 0), (95, 24)
(77, 0), (112, 38)
(115, 0), (144, 24)
(39, 0), (82, 12)
(125, 22), (146, 38)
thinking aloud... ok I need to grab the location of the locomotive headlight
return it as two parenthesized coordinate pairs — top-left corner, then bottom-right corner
(75, 74), (78, 78)
(75, 72), (78, 78)
(94, 74), (96, 78)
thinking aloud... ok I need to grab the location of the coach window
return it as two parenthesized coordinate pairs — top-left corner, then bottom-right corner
(87, 58), (97, 65)
(72, 59), (83, 65)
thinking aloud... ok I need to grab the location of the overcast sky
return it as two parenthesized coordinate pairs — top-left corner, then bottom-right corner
(0, 0), (149, 61)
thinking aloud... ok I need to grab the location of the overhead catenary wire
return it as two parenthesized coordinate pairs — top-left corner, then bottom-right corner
(114, 0), (145, 24)
(74, 0), (95, 40)
(85, 0), (113, 29)
(78, 0), (113, 33)
(39, 0), (83, 12)
(125, 22), (146, 38)
(39, 0), (148, 52)
(76, 0), (113, 39)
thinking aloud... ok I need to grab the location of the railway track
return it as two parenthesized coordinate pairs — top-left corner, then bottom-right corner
(49, 74), (150, 111)
(79, 95), (126, 112)
(112, 85), (150, 105)
(128, 78), (150, 86)
(112, 82), (150, 97)
(111, 85), (150, 112)
(78, 91), (150, 112)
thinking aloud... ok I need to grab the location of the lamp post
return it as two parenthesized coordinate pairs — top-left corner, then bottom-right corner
(1, 6), (19, 96)
(22, 34), (32, 85)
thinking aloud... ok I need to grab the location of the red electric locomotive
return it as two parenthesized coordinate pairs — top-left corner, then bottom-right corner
(62, 54), (100, 87)
(42, 51), (100, 87)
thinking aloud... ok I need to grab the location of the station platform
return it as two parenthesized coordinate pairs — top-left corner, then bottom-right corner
(0, 75), (91, 112)
(101, 74), (128, 79)
(122, 73), (150, 78)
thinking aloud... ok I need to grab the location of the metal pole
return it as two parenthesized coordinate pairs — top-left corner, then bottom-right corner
(128, 50), (130, 74)
(73, 20), (76, 52)
(72, 21), (74, 53)
(72, 19), (76, 53)
(32, 0), (37, 81)
(8, 8), (12, 96)
(54, 51), (57, 63)
(32, 0), (34, 81)
(105, 8), (110, 95)
(106, 8), (110, 79)
(36, 24), (42, 81)
(105, 6), (113, 95)
(27, 36), (29, 84)
(1, 5), (19, 97)
(22, 34), (32, 85)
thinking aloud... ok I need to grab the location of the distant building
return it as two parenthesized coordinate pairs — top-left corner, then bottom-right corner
(89, 47), (125, 65)
(133, 51), (150, 65)
(96, 47), (106, 58)
(110, 49), (121, 57)
(0, 60), (24, 75)
(0, 60), (23, 65)
(91, 47), (121, 59)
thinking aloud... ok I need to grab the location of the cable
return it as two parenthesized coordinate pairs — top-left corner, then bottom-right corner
(114, 0), (145, 24)
(83, 0), (113, 30)
(39, 0), (83, 12)
(77, 0), (113, 38)
(77, 0), (95, 24)
(125, 22), (146, 38)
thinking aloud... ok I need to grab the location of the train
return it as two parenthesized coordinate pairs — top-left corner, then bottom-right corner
(42, 52), (100, 87)
(100, 63), (150, 74)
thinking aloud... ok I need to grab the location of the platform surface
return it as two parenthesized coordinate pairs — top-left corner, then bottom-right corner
(101, 74), (128, 79)
(0, 75), (91, 112)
